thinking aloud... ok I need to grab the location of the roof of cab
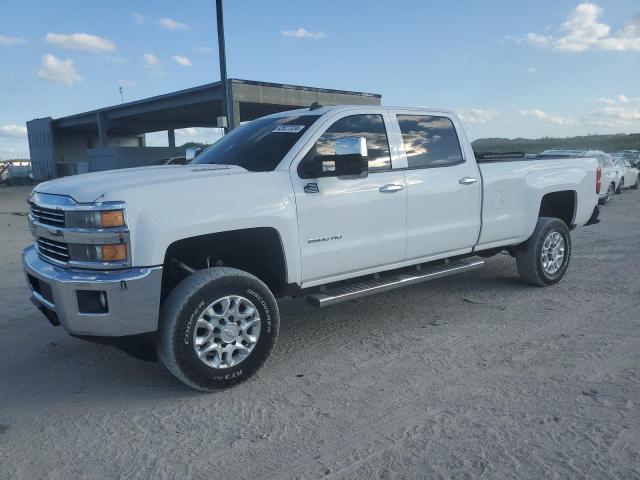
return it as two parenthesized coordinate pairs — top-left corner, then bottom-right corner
(264, 105), (457, 119)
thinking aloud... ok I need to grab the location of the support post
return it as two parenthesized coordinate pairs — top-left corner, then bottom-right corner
(168, 129), (176, 148)
(96, 112), (108, 147)
(216, 0), (231, 133)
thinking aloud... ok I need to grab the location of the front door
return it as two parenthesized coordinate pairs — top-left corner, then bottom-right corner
(291, 112), (407, 285)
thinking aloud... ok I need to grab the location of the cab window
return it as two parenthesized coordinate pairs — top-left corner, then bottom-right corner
(396, 115), (463, 169)
(310, 114), (391, 172)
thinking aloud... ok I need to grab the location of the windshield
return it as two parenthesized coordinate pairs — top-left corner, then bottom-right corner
(192, 114), (320, 171)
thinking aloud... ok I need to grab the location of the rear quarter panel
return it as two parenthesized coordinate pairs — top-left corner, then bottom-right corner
(476, 158), (598, 250)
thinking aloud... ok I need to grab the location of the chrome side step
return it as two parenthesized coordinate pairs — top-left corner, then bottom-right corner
(306, 258), (484, 308)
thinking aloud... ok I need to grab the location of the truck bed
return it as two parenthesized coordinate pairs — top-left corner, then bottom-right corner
(475, 155), (599, 251)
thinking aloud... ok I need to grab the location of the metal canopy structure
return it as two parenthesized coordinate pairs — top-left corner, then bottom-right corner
(26, 78), (381, 180)
(51, 78), (381, 137)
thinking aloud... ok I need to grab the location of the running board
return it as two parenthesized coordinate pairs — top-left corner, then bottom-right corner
(306, 258), (485, 308)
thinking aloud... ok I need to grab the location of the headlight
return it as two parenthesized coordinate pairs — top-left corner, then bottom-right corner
(68, 243), (128, 263)
(66, 209), (126, 228)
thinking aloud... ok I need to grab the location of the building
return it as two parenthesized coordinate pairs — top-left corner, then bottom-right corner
(26, 79), (381, 180)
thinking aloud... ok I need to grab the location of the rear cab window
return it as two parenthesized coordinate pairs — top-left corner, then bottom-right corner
(396, 114), (463, 168)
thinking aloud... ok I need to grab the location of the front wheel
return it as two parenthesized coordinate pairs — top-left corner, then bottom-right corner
(516, 217), (571, 287)
(157, 267), (280, 391)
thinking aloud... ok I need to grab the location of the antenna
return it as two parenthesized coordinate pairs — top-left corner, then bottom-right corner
(119, 86), (124, 104)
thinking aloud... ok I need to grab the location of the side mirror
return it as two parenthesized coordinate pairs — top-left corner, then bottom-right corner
(185, 147), (202, 161)
(300, 136), (369, 179)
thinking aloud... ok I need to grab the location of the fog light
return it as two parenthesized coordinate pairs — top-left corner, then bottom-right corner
(77, 290), (109, 314)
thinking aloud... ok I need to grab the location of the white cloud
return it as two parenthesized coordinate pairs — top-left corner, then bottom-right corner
(177, 128), (200, 137)
(195, 46), (215, 54)
(37, 54), (83, 86)
(145, 127), (223, 147)
(281, 28), (326, 39)
(519, 109), (577, 126)
(143, 53), (160, 66)
(597, 94), (633, 105)
(521, 2), (640, 52)
(0, 124), (27, 138)
(143, 53), (163, 76)
(554, 2), (609, 52)
(172, 55), (192, 67)
(584, 119), (629, 129)
(0, 35), (27, 46)
(131, 13), (145, 26)
(457, 109), (501, 124)
(159, 18), (190, 30)
(118, 79), (136, 87)
(591, 106), (640, 121)
(519, 33), (552, 47)
(597, 96), (617, 105)
(526, 67), (538, 73)
(45, 32), (116, 52)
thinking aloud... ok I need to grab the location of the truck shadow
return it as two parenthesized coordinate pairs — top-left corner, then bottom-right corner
(1, 260), (534, 402)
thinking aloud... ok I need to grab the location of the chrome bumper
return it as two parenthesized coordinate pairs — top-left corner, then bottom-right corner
(22, 246), (163, 337)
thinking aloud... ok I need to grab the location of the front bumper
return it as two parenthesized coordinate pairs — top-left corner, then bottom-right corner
(23, 246), (163, 337)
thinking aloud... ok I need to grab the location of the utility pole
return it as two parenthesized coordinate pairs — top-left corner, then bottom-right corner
(216, 0), (230, 133)
(119, 86), (124, 104)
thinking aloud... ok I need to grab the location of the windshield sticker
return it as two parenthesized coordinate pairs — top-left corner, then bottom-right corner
(272, 124), (306, 133)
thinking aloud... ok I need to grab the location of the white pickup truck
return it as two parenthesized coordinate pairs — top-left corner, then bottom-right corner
(23, 105), (601, 390)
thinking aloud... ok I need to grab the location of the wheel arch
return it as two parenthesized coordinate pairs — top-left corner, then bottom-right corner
(538, 190), (577, 227)
(161, 227), (289, 300)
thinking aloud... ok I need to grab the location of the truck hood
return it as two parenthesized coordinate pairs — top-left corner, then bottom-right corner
(34, 164), (249, 203)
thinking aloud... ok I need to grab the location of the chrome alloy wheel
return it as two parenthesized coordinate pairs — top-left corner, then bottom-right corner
(541, 231), (565, 275)
(605, 185), (614, 205)
(193, 295), (261, 369)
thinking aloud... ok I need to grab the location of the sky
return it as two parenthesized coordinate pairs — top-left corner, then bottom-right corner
(0, 0), (639, 159)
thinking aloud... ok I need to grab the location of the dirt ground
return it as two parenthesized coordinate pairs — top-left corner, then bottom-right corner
(0, 184), (639, 479)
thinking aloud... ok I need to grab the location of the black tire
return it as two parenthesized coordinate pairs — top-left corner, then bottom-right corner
(632, 176), (639, 190)
(157, 267), (280, 391)
(616, 178), (624, 194)
(515, 217), (571, 287)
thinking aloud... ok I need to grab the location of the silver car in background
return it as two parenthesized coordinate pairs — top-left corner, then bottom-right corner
(613, 155), (640, 190)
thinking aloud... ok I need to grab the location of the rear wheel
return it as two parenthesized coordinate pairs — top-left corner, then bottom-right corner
(157, 267), (280, 391)
(616, 178), (624, 193)
(632, 176), (639, 190)
(600, 183), (615, 205)
(516, 217), (571, 287)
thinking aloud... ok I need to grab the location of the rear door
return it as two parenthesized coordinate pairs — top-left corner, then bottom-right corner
(390, 111), (482, 260)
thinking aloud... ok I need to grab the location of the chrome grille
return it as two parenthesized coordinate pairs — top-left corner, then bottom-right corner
(36, 237), (70, 263)
(29, 202), (65, 227)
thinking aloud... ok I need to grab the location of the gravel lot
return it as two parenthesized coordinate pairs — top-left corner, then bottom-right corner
(1, 184), (639, 479)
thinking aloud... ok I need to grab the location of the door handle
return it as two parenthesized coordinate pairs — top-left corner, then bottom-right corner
(459, 177), (478, 185)
(379, 184), (404, 193)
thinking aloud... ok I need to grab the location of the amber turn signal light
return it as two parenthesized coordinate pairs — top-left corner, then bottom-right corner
(101, 210), (125, 227)
(101, 244), (127, 262)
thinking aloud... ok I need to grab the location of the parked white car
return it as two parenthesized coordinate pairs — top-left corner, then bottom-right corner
(540, 150), (619, 205)
(613, 156), (639, 190)
(24, 105), (600, 390)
